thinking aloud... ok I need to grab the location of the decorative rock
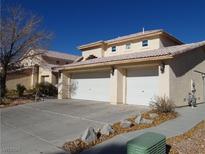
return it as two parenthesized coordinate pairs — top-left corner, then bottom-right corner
(134, 114), (142, 124)
(149, 113), (158, 119)
(141, 118), (153, 124)
(120, 120), (132, 128)
(100, 124), (114, 136)
(81, 127), (97, 143)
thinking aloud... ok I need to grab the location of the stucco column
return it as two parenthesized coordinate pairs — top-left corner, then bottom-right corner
(31, 66), (39, 89)
(58, 72), (70, 99)
(110, 68), (126, 104)
(158, 64), (170, 98)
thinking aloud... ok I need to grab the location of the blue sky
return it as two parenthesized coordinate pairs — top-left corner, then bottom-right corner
(2, 0), (205, 55)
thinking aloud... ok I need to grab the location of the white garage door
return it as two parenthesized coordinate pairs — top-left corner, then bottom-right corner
(71, 71), (110, 102)
(126, 67), (159, 106)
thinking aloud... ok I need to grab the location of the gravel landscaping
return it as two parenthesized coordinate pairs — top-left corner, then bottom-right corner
(63, 110), (177, 154)
(167, 120), (205, 154)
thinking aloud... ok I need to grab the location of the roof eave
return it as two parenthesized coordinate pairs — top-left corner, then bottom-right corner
(78, 41), (105, 50)
(162, 31), (184, 45)
(61, 55), (173, 71)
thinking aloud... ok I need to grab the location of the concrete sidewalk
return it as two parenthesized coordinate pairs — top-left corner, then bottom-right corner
(81, 103), (205, 154)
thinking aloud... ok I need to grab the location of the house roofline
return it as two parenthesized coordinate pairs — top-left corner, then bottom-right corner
(78, 29), (184, 51)
(60, 55), (173, 71)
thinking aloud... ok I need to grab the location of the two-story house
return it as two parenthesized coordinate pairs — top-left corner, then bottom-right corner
(6, 49), (79, 90)
(58, 29), (205, 106)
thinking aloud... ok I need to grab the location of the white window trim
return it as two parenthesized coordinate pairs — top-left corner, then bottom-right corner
(142, 40), (149, 47)
(126, 43), (131, 49)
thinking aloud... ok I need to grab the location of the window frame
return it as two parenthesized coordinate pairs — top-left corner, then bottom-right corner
(125, 43), (131, 49)
(142, 40), (148, 47)
(111, 46), (116, 52)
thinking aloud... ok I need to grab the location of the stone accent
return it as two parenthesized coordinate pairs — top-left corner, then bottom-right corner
(120, 119), (132, 128)
(135, 114), (142, 124)
(100, 124), (114, 136)
(81, 127), (97, 143)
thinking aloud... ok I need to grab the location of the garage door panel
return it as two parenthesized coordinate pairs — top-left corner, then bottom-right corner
(71, 71), (110, 102)
(126, 67), (159, 106)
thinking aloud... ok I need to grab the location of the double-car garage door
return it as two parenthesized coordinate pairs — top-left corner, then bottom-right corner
(70, 67), (158, 105)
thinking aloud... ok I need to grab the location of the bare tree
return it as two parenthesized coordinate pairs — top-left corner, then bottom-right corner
(0, 6), (52, 99)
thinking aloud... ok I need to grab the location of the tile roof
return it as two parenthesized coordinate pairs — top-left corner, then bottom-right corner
(42, 50), (79, 60)
(62, 40), (205, 69)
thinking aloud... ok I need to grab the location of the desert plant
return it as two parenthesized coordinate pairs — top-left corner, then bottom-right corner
(16, 84), (26, 97)
(35, 82), (58, 97)
(150, 96), (176, 113)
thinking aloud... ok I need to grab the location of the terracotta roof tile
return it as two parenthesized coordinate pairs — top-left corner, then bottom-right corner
(63, 41), (205, 69)
(37, 49), (79, 61)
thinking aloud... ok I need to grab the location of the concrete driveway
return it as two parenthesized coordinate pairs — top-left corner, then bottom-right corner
(1, 99), (147, 154)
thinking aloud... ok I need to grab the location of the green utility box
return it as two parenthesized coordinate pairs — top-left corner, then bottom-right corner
(127, 132), (166, 154)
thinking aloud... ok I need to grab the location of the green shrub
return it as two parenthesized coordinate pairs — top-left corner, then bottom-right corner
(35, 82), (58, 97)
(16, 84), (26, 97)
(150, 96), (176, 113)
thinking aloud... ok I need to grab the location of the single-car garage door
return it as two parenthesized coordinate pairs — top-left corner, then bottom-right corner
(126, 67), (159, 106)
(71, 71), (110, 102)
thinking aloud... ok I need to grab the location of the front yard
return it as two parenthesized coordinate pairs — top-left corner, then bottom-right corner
(167, 120), (205, 154)
(63, 110), (177, 154)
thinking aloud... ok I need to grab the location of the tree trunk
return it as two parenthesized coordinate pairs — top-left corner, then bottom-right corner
(0, 66), (7, 99)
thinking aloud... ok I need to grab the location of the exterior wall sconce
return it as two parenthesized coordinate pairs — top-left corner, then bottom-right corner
(160, 62), (165, 73)
(111, 66), (115, 76)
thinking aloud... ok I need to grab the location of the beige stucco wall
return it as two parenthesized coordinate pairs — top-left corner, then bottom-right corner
(58, 72), (70, 99)
(82, 47), (104, 59)
(38, 66), (52, 83)
(169, 48), (205, 106)
(110, 68), (126, 104)
(6, 69), (33, 90)
(81, 36), (179, 59)
(159, 35), (180, 47)
(158, 64), (170, 98)
(104, 37), (161, 57)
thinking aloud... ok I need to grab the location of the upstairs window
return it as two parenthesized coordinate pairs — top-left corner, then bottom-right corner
(126, 43), (131, 49)
(56, 61), (60, 64)
(142, 40), (148, 47)
(112, 46), (116, 52)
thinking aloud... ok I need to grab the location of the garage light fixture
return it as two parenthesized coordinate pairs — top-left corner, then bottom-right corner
(160, 62), (165, 73)
(111, 66), (115, 76)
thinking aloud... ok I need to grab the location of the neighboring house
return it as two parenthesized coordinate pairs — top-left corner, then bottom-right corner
(6, 49), (79, 90)
(58, 29), (205, 107)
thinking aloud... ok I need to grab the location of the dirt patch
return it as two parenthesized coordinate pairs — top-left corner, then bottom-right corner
(0, 98), (33, 108)
(167, 120), (205, 154)
(63, 111), (177, 154)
